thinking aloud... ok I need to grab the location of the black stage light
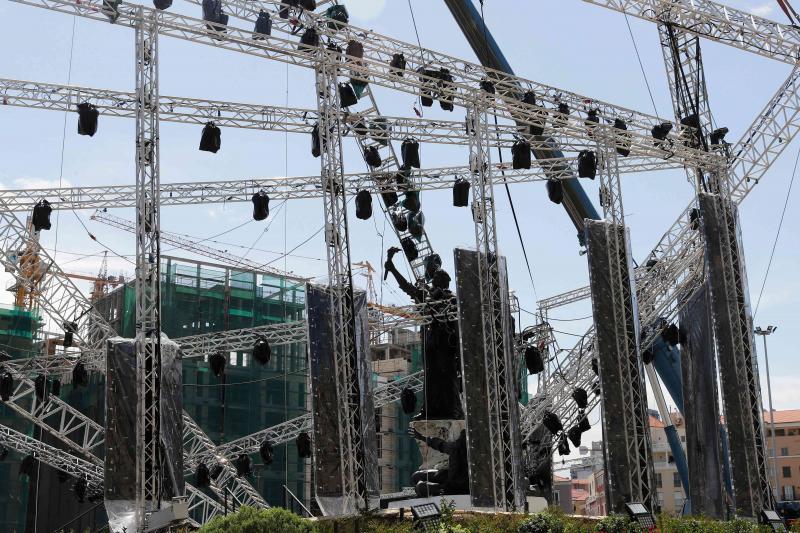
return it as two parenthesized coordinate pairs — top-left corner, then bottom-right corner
(407, 211), (424, 238)
(346, 39), (363, 59)
(546, 178), (563, 204)
(567, 426), (582, 448)
(32, 199), (53, 232)
(260, 440), (274, 465)
(591, 358), (599, 375)
(253, 11), (272, 39)
(512, 139), (532, 170)
(311, 122), (323, 158)
(572, 387), (588, 410)
(51, 379), (61, 398)
(153, 0), (172, 9)
(72, 362), (89, 388)
(325, 4), (349, 29)
(63, 321), (77, 348)
(401, 387), (417, 415)
(521, 91), (536, 106)
(0, 447), (7, 461)
(711, 127), (729, 145)
(557, 434), (570, 456)
(452, 178), (470, 207)
(0, 372), (13, 401)
(364, 146), (382, 168)
(578, 415), (591, 433)
(210, 352), (226, 377)
(210, 463), (224, 480)
(299, 27), (320, 50)
(642, 347), (654, 364)
(402, 138), (421, 169)
(542, 410), (563, 434)
(74, 479), (87, 502)
(57, 470), (69, 483)
(234, 454), (252, 477)
(401, 237), (419, 262)
(438, 68), (455, 111)
(680, 114), (702, 148)
(76, 103), (99, 137)
(614, 118), (631, 157)
(355, 190), (373, 220)
(651, 122), (672, 141)
(199, 122), (221, 153)
(252, 191), (270, 221)
(338, 83), (358, 108)
(480, 79), (496, 94)
(577, 150), (596, 179)
(195, 463), (211, 488)
(593, 381), (601, 396)
(300, 0), (317, 10)
(253, 337), (271, 366)
(690, 207), (701, 231)
(554, 102), (570, 128)
(524, 345), (544, 375)
(297, 432), (312, 458)
(389, 53), (406, 76)
(34, 375), (47, 402)
(662, 323), (681, 346)
(585, 109), (599, 134)
(391, 209), (408, 232)
(403, 190), (421, 213)
(380, 187), (398, 208)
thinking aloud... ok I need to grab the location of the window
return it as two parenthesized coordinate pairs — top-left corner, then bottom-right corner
(776, 429), (786, 436)
(783, 466), (792, 478)
(680, 435), (686, 442)
(377, 434), (382, 459)
(553, 491), (560, 504)
(785, 486), (796, 500)
(242, 353), (249, 367)
(229, 352), (237, 366)
(782, 447), (789, 457)
(674, 472), (681, 488)
(655, 473), (662, 488)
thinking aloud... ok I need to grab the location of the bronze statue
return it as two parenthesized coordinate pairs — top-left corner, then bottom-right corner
(408, 427), (469, 497)
(384, 247), (462, 420)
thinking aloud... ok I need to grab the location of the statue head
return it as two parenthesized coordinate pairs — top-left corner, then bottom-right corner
(431, 269), (451, 291)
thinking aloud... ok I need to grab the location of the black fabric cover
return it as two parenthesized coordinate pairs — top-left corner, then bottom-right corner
(355, 190), (372, 220)
(34, 375), (47, 401)
(299, 27), (320, 49)
(253, 338), (271, 365)
(364, 146), (382, 168)
(480, 79), (495, 94)
(210, 352), (226, 377)
(391, 210), (408, 232)
(300, 0), (316, 9)
(311, 122), (322, 158)
(424, 253), (442, 280)
(402, 190), (420, 213)
(577, 150), (596, 179)
(567, 426), (582, 448)
(0, 372), (13, 401)
(652, 122), (672, 141)
(390, 53), (406, 76)
(511, 139), (531, 169)
(401, 138), (421, 169)
(32, 199), (52, 232)
(195, 463), (211, 488)
(338, 83), (358, 108)
(77, 102), (99, 137)
(153, 0), (172, 9)
(585, 109), (600, 132)
(251, 191), (270, 221)
(578, 415), (591, 433)
(346, 40), (363, 59)
(253, 11), (272, 38)
(522, 91), (536, 106)
(437, 68), (455, 111)
(199, 122), (221, 153)
(260, 440), (274, 465)
(554, 102), (570, 128)
(542, 411), (563, 434)
(234, 454), (251, 477)
(662, 323), (681, 346)
(452, 178), (470, 207)
(380, 188), (398, 207)
(546, 178), (563, 204)
(297, 432), (312, 458)
(400, 387), (416, 415)
(407, 211), (424, 238)
(401, 237), (418, 262)
(557, 434), (570, 456)
(524, 345), (544, 375)
(19, 455), (36, 478)
(72, 362), (88, 388)
(51, 379), (61, 397)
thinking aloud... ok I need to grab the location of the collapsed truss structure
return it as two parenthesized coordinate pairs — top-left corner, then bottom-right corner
(0, 0), (794, 528)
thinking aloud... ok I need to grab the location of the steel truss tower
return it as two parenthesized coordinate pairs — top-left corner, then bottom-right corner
(586, 129), (655, 512)
(313, 49), (367, 512)
(134, 9), (164, 528)
(460, 100), (525, 510)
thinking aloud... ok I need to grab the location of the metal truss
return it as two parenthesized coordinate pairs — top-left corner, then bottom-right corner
(91, 210), (303, 279)
(8, 0), (724, 173)
(537, 285), (593, 312)
(0, 422), (224, 527)
(315, 52), (366, 511)
(466, 100), (524, 509)
(190, 370), (424, 471)
(133, 10), (162, 525)
(582, 0), (800, 65)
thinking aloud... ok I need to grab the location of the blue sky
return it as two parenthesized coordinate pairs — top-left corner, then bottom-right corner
(0, 0), (796, 441)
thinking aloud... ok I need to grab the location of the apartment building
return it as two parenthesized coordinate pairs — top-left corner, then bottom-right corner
(765, 409), (800, 501)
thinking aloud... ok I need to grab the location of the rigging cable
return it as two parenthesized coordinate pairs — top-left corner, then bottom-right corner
(753, 144), (798, 319)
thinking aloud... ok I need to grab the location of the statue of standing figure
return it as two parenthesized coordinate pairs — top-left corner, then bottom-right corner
(384, 248), (463, 420)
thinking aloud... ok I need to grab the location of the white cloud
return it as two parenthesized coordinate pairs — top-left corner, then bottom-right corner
(343, 0), (387, 21)
(750, 2), (775, 17)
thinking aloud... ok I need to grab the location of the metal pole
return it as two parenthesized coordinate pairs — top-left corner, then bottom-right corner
(757, 326), (779, 499)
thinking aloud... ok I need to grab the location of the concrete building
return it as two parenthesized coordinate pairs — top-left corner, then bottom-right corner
(650, 412), (688, 515)
(765, 409), (800, 502)
(572, 478), (590, 515)
(553, 474), (572, 513)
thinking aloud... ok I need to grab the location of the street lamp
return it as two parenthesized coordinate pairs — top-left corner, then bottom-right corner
(755, 325), (778, 499)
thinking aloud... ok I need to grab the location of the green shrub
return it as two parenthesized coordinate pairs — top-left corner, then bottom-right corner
(594, 514), (636, 533)
(198, 506), (315, 533)
(518, 511), (566, 533)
